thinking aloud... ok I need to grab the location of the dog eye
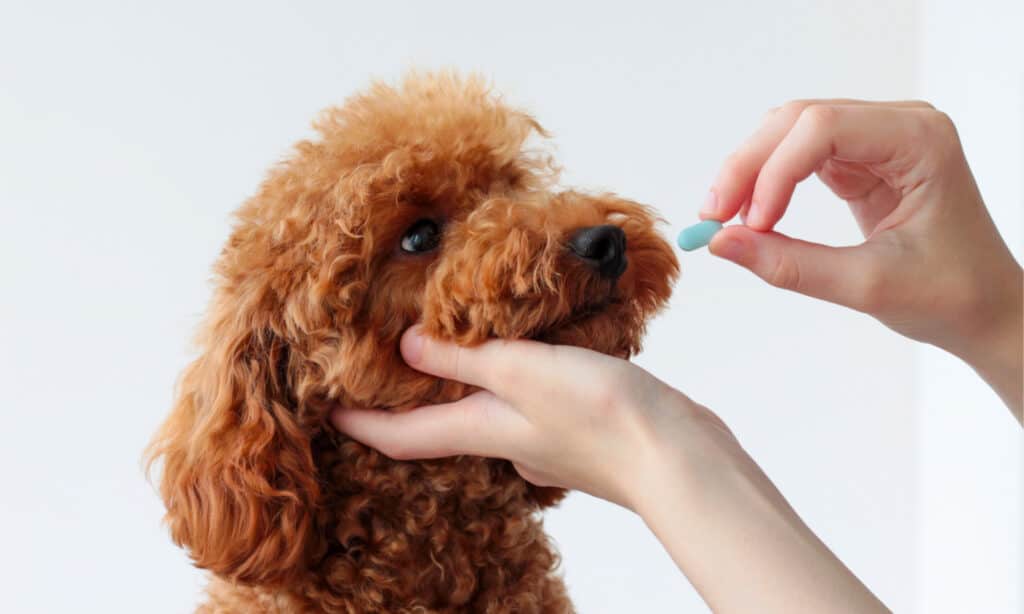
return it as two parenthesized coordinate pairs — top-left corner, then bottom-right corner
(400, 219), (442, 253)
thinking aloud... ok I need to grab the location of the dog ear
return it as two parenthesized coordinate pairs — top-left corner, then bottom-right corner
(146, 321), (319, 586)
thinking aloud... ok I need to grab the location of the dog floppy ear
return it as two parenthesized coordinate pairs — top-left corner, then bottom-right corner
(147, 318), (319, 586)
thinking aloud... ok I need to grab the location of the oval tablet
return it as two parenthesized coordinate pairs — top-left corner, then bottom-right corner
(677, 220), (723, 251)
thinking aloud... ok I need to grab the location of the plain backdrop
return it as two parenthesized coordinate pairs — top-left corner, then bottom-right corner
(1, 1), (1020, 612)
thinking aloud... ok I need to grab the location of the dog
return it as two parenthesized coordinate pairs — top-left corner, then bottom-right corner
(147, 72), (678, 613)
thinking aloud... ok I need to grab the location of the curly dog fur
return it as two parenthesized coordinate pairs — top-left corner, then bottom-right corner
(147, 72), (678, 613)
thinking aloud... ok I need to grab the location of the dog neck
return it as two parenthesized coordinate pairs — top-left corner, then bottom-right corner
(258, 433), (572, 612)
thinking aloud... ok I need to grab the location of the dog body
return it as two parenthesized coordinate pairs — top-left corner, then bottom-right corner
(149, 73), (677, 613)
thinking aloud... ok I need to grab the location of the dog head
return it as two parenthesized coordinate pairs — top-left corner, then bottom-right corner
(148, 73), (678, 586)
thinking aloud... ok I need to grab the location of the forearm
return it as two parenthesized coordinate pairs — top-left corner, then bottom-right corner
(631, 435), (889, 613)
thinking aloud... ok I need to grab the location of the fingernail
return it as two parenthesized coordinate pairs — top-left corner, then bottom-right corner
(401, 326), (426, 365)
(746, 201), (761, 227)
(738, 201), (750, 224)
(699, 190), (719, 217)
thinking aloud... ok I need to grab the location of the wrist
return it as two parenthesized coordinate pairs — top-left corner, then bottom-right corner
(622, 390), (748, 516)
(949, 263), (1023, 418)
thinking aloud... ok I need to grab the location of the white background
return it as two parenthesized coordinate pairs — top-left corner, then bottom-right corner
(1, 1), (1019, 612)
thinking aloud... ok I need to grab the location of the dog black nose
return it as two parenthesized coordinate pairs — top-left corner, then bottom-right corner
(568, 225), (627, 280)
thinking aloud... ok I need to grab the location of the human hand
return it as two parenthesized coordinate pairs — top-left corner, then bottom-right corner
(702, 100), (1022, 416)
(330, 325), (735, 510)
(331, 327), (888, 612)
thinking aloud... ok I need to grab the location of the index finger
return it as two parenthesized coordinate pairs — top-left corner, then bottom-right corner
(746, 104), (938, 230)
(705, 99), (935, 224)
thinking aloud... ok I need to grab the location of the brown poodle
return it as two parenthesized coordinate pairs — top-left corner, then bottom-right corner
(148, 72), (678, 613)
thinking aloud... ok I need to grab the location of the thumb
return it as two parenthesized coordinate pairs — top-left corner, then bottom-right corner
(330, 391), (520, 461)
(709, 225), (874, 310)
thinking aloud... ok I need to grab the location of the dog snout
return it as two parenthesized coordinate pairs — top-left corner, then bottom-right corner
(568, 225), (627, 280)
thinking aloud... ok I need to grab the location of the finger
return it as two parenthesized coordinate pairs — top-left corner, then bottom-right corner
(512, 462), (557, 488)
(703, 108), (795, 222)
(814, 159), (882, 202)
(746, 104), (932, 231)
(704, 100), (935, 223)
(399, 325), (610, 407)
(709, 225), (882, 310)
(330, 391), (523, 460)
(738, 200), (751, 224)
(763, 99), (935, 110)
(816, 159), (901, 236)
(397, 323), (544, 390)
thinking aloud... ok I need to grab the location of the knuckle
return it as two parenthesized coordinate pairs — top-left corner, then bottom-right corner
(798, 104), (840, 132)
(718, 152), (750, 189)
(765, 253), (803, 291)
(903, 112), (932, 143)
(908, 99), (936, 110)
(489, 340), (524, 386)
(925, 109), (959, 142)
(781, 99), (811, 118)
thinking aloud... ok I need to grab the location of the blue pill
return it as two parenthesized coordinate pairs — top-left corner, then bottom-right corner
(677, 220), (723, 251)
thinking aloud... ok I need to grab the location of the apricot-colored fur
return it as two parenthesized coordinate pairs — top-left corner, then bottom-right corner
(148, 73), (678, 613)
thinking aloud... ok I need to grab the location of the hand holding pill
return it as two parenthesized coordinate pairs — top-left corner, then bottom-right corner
(676, 220), (723, 251)
(690, 99), (1021, 417)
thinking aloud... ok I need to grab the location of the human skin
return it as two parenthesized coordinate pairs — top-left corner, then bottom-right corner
(702, 99), (1021, 420)
(332, 100), (1022, 612)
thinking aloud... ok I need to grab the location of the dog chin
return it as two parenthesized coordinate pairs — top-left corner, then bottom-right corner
(530, 305), (641, 359)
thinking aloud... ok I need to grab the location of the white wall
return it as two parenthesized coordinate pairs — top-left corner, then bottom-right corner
(916, 1), (1023, 613)
(0, 1), (1014, 613)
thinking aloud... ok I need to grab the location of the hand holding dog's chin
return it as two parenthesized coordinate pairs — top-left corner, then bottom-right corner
(331, 329), (888, 612)
(326, 323), (775, 517)
(329, 325), (706, 510)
